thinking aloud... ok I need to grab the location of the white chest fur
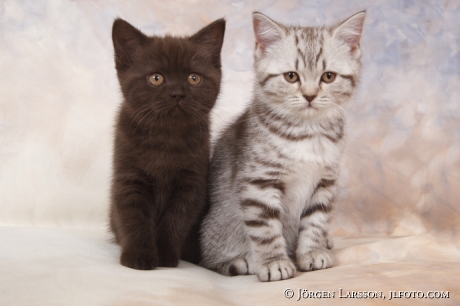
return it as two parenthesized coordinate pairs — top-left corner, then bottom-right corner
(275, 136), (343, 253)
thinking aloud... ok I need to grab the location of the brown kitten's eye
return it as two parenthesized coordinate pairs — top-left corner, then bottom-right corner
(187, 73), (201, 85)
(284, 72), (299, 83)
(148, 73), (164, 86)
(321, 72), (337, 83)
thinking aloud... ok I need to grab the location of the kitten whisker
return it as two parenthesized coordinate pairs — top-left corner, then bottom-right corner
(130, 106), (154, 132)
(134, 109), (156, 134)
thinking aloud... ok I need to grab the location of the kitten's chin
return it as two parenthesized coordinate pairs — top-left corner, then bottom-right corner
(302, 107), (319, 118)
(167, 105), (187, 116)
(304, 107), (318, 116)
(166, 105), (202, 120)
(301, 106), (343, 120)
(299, 106), (320, 118)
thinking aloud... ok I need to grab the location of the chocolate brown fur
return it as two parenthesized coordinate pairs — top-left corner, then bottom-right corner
(110, 18), (225, 270)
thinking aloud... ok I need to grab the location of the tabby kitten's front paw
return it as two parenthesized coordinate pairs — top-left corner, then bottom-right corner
(257, 259), (296, 282)
(297, 249), (334, 271)
(120, 248), (158, 270)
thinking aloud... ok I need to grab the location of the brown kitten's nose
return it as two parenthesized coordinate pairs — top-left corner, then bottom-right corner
(171, 91), (185, 101)
(304, 95), (316, 103)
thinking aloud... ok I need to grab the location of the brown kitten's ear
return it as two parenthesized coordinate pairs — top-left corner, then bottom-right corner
(190, 18), (226, 68)
(112, 18), (147, 70)
(252, 12), (284, 55)
(332, 11), (366, 58)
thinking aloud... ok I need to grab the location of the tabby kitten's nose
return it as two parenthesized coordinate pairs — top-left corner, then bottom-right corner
(304, 95), (316, 103)
(171, 91), (185, 101)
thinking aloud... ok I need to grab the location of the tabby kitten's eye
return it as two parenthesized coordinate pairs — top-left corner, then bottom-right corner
(187, 73), (201, 85)
(321, 72), (337, 83)
(284, 72), (299, 83)
(148, 73), (165, 86)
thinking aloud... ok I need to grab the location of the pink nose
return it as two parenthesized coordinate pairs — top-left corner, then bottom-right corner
(304, 95), (316, 102)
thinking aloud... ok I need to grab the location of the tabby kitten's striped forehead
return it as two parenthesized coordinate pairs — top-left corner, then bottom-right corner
(252, 11), (366, 118)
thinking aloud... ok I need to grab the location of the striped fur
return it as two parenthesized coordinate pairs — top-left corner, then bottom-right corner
(200, 11), (365, 282)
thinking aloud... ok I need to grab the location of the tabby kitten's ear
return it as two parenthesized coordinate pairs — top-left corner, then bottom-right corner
(332, 11), (366, 58)
(252, 12), (284, 56)
(190, 18), (226, 68)
(112, 18), (148, 70)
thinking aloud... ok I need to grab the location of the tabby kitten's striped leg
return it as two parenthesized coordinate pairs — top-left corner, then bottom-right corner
(240, 181), (296, 282)
(296, 178), (337, 271)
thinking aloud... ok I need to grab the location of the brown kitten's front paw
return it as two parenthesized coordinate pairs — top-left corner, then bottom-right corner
(120, 248), (158, 270)
(297, 249), (334, 271)
(158, 254), (179, 267)
(257, 259), (296, 282)
(157, 246), (179, 267)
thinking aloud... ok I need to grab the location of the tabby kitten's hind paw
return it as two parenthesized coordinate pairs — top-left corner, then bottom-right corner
(297, 249), (334, 271)
(257, 259), (296, 282)
(221, 256), (255, 276)
(120, 248), (158, 270)
(326, 235), (334, 249)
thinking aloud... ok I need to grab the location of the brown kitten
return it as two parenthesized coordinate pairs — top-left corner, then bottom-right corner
(110, 18), (225, 270)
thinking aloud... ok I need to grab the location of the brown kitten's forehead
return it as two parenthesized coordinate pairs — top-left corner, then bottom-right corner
(132, 36), (209, 75)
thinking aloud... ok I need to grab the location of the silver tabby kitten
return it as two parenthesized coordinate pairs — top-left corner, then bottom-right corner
(201, 11), (366, 282)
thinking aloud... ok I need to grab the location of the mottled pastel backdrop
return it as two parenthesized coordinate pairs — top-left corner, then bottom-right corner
(1, 0), (459, 239)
